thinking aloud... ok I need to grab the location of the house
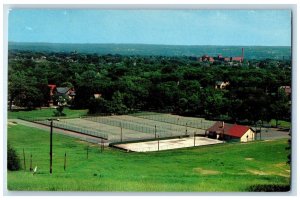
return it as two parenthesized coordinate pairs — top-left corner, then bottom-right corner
(48, 84), (57, 106)
(56, 87), (76, 100)
(230, 48), (244, 63)
(200, 55), (215, 62)
(94, 93), (102, 99)
(215, 81), (230, 89)
(231, 56), (243, 62)
(199, 48), (245, 64)
(279, 86), (291, 96)
(205, 121), (255, 142)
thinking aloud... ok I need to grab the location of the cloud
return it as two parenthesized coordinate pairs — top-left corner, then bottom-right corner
(25, 26), (33, 31)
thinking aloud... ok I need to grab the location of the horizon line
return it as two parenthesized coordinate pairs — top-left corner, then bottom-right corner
(8, 41), (292, 47)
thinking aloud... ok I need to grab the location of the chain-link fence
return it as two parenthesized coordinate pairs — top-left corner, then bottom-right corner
(131, 112), (215, 130)
(18, 117), (108, 140)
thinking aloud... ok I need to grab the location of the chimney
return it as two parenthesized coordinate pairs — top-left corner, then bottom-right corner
(242, 48), (244, 61)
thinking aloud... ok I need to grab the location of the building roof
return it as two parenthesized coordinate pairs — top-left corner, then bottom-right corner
(48, 84), (56, 90)
(56, 87), (70, 94)
(207, 121), (251, 138)
(206, 121), (232, 134)
(231, 57), (243, 62)
(215, 81), (223, 85)
(227, 124), (251, 138)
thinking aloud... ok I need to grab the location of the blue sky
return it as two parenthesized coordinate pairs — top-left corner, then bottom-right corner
(8, 9), (291, 46)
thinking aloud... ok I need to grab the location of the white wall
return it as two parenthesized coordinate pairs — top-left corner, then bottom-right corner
(240, 129), (256, 142)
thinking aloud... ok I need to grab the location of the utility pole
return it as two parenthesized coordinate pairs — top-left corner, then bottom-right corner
(48, 118), (59, 174)
(50, 119), (53, 174)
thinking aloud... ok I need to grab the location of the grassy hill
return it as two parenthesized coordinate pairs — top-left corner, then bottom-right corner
(8, 42), (291, 60)
(7, 123), (290, 192)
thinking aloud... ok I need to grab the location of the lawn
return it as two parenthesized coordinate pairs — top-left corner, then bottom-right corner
(7, 123), (291, 192)
(270, 119), (291, 129)
(8, 107), (88, 119)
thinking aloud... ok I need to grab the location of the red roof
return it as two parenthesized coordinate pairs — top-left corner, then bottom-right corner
(231, 57), (243, 62)
(206, 121), (232, 134)
(207, 122), (251, 138)
(48, 84), (56, 90)
(227, 124), (250, 137)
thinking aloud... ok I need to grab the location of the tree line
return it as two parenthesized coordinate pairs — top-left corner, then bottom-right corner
(8, 50), (291, 125)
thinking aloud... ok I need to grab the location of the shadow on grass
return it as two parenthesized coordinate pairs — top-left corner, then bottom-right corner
(246, 184), (290, 192)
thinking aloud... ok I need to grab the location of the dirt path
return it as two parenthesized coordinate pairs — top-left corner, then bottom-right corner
(8, 119), (105, 144)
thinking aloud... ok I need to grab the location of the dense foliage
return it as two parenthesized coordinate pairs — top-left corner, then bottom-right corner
(7, 143), (21, 171)
(8, 50), (291, 124)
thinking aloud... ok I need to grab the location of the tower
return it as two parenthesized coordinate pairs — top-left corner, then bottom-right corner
(241, 48), (244, 62)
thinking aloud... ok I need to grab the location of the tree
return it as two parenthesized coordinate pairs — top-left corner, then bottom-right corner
(8, 71), (45, 110)
(203, 88), (228, 119)
(110, 91), (128, 114)
(8, 71), (27, 110)
(270, 89), (291, 127)
(53, 96), (67, 116)
(88, 97), (110, 114)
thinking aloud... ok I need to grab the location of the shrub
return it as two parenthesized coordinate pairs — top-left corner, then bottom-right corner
(7, 143), (21, 171)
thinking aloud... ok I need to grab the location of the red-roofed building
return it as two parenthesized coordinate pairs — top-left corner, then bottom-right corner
(231, 57), (243, 62)
(279, 86), (291, 97)
(206, 121), (255, 142)
(200, 55), (215, 63)
(48, 84), (56, 106)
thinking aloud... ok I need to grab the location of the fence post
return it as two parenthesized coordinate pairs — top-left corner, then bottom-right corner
(158, 136), (160, 151)
(185, 123), (188, 135)
(30, 154), (33, 172)
(23, 148), (26, 171)
(155, 125), (157, 139)
(64, 152), (66, 171)
(260, 125), (262, 140)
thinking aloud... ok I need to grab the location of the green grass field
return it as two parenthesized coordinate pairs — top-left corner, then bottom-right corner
(7, 123), (291, 192)
(270, 119), (291, 129)
(8, 108), (88, 119)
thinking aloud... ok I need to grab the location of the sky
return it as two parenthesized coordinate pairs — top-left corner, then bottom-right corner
(8, 9), (291, 46)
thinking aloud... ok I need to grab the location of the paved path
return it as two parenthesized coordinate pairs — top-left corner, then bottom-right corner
(253, 127), (290, 140)
(8, 119), (105, 144)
